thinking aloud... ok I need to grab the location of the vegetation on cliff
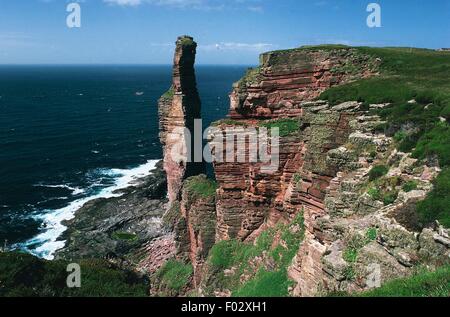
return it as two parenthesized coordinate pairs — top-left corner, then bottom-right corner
(417, 168), (450, 227)
(204, 213), (304, 297)
(184, 175), (217, 198)
(360, 265), (450, 297)
(0, 252), (149, 297)
(160, 86), (174, 101)
(318, 47), (450, 228)
(153, 259), (193, 295)
(259, 118), (300, 137)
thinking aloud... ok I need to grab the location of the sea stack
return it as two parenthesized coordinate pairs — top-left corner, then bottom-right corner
(158, 36), (205, 205)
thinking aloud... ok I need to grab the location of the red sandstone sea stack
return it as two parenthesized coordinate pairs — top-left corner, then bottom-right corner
(158, 36), (205, 205)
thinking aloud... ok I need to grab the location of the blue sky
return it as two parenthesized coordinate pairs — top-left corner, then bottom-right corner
(0, 0), (449, 64)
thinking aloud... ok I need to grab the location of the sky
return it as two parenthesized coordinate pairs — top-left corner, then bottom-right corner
(0, 0), (449, 64)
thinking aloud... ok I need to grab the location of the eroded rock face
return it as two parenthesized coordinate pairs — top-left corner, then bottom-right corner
(137, 234), (177, 275)
(210, 104), (360, 243)
(229, 48), (380, 119)
(168, 175), (217, 287)
(207, 48), (380, 243)
(287, 119), (449, 296)
(159, 36), (205, 205)
(206, 46), (448, 296)
(209, 126), (304, 241)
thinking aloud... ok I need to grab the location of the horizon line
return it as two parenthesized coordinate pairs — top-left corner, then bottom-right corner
(0, 63), (256, 67)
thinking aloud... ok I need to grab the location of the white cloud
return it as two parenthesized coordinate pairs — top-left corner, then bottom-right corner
(148, 41), (276, 53)
(200, 42), (276, 52)
(104, 0), (143, 6)
(0, 32), (34, 49)
(103, 0), (262, 11)
(247, 6), (263, 13)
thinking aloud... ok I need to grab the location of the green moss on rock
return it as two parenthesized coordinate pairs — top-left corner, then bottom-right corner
(160, 86), (174, 101)
(259, 118), (300, 137)
(156, 259), (193, 293)
(184, 175), (217, 199)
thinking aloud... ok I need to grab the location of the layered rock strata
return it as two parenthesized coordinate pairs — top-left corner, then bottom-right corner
(158, 37), (215, 285)
(209, 47), (380, 242)
(288, 114), (449, 296)
(159, 175), (216, 287)
(230, 48), (380, 119)
(159, 36), (205, 205)
(180, 175), (217, 287)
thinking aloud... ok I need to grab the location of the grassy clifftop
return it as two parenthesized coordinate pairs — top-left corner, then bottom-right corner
(316, 46), (450, 228)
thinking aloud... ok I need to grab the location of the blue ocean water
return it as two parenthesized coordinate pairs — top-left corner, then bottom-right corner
(0, 65), (247, 258)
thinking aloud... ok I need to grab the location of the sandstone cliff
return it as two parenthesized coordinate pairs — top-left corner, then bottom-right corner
(157, 37), (215, 289)
(159, 35), (205, 205)
(211, 48), (380, 242)
(155, 42), (449, 297)
(206, 47), (448, 296)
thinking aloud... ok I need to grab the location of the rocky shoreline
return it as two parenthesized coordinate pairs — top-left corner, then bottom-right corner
(55, 161), (168, 265)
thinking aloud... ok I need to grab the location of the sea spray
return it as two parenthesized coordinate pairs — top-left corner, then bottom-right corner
(18, 160), (160, 260)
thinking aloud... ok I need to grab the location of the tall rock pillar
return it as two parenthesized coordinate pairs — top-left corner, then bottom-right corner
(159, 36), (205, 205)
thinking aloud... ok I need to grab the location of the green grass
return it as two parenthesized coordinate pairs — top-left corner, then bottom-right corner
(366, 176), (403, 206)
(178, 36), (195, 48)
(207, 213), (304, 297)
(359, 265), (450, 297)
(366, 228), (378, 241)
(417, 167), (450, 227)
(111, 232), (138, 241)
(275, 44), (351, 53)
(184, 175), (217, 198)
(259, 118), (300, 137)
(237, 67), (262, 88)
(211, 119), (248, 127)
(233, 269), (292, 297)
(402, 180), (419, 192)
(367, 187), (381, 200)
(320, 48), (450, 107)
(209, 231), (274, 271)
(412, 122), (450, 166)
(368, 165), (389, 181)
(343, 248), (358, 263)
(0, 252), (149, 297)
(160, 86), (174, 100)
(156, 260), (193, 292)
(383, 192), (398, 206)
(343, 229), (378, 265)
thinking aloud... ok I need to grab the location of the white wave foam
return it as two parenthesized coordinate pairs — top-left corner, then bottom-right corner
(23, 160), (160, 260)
(37, 197), (69, 204)
(34, 184), (85, 196)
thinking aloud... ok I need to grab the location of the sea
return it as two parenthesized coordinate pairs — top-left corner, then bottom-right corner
(0, 65), (248, 259)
